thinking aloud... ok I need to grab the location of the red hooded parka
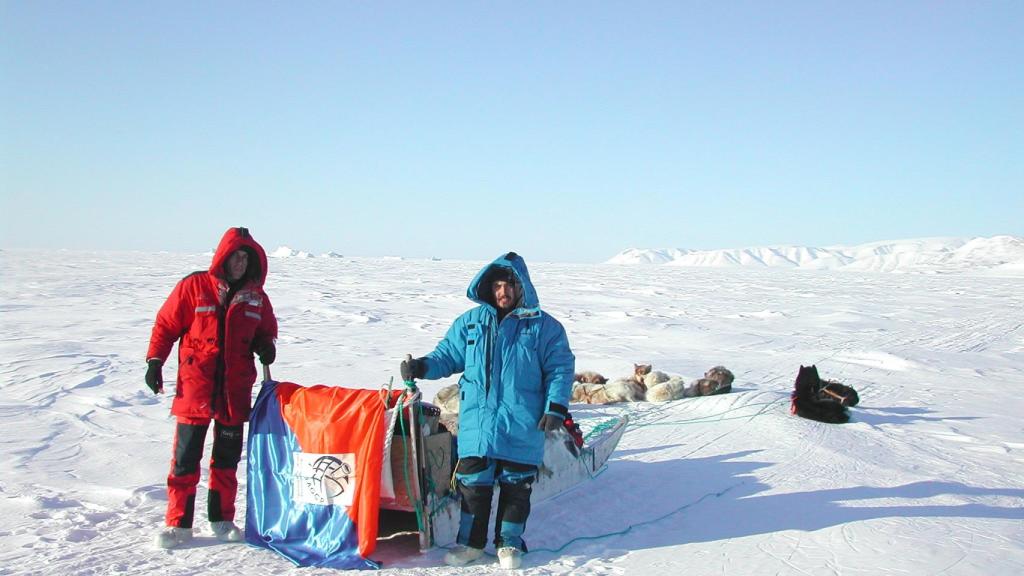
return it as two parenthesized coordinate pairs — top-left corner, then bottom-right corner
(147, 227), (278, 426)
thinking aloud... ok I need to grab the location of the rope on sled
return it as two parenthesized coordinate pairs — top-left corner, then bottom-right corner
(394, 390), (426, 533)
(379, 378), (403, 508)
(387, 374), (465, 525)
(581, 417), (622, 442)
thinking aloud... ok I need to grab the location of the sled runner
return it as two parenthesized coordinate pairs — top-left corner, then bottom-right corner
(532, 414), (629, 504)
(245, 368), (628, 569)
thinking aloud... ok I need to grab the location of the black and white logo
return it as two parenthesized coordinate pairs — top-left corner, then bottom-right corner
(293, 452), (356, 506)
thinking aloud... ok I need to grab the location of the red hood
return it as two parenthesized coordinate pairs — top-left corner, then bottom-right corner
(209, 227), (269, 286)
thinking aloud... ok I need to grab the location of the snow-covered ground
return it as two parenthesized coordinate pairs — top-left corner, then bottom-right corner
(1, 249), (1022, 575)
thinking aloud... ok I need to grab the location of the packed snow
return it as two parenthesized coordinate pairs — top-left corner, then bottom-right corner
(1, 247), (1022, 575)
(608, 235), (1024, 273)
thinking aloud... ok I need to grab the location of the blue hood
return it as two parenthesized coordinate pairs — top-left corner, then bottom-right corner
(465, 252), (541, 318)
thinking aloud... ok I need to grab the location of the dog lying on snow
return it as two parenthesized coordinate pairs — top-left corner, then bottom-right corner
(790, 364), (859, 423)
(573, 370), (608, 385)
(647, 365), (734, 402)
(435, 363), (736, 418)
(571, 364), (735, 404)
(571, 364), (650, 404)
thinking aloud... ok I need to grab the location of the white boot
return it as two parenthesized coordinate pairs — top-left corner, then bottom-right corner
(497, 546), (523, 569)
(444, 545), (484, 566)
(155, 526), (193, 549)
(211, 520), (244, 542)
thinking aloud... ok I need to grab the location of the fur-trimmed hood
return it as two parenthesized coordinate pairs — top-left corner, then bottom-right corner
(465, 251), (541, 318)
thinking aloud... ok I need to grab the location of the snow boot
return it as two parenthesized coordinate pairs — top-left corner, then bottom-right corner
(211, 520), (243, 542)
(444, 545), (485, 566)
(155, 526), (193, 549)
(498, 546), (523, 569)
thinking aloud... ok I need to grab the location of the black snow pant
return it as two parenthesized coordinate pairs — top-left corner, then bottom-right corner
(166, 419), (244, 528)
(455, 456), (537, 551)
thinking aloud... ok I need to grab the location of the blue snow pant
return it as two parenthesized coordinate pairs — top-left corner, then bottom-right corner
(455, 456), (537, 551)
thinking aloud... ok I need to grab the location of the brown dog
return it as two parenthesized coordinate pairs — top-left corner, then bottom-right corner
(574, 371), (608, 385)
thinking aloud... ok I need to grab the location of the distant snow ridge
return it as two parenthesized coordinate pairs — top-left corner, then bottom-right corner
(607, 235), (1024, 273)
(606, 248), (694, 265)
(269, 247), (348, 259)
(270, 246), (313, 258)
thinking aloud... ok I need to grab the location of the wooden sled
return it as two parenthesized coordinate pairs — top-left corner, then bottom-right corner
(377, 403), (629, 550)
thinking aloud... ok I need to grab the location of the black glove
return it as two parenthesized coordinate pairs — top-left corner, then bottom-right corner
(254, 339), (276, 365)
(145, 359), (164, 394)
(400, 355), (425, 382)
(537, 413), (564, 434)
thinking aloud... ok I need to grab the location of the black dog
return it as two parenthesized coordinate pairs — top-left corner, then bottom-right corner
(820, 379), (859, 407)
(791, 365), (857, 423)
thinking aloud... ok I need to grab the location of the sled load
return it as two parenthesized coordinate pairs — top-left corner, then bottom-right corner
(245, 370), (627, 569)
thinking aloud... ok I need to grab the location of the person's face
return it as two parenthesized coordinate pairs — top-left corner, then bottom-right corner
(492, 279), (517, 311)
(226, 249), (249, 281)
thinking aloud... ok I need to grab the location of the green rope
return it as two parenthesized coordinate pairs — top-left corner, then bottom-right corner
(428, 491), (460, 517)
(394, 380), (462, 529)
(429, 393), (785, 553)
(449, 399), (782, 557)
(604, 398), (787, 431)
(531, 480), (748, 555)
(581, 417), (623, 442)
(630, 399), (787, 428)
(531, 397), (783, 554)
(396, 399), (425, 532)
(536, 397), (782, 553)
(582, 399), (783, 442)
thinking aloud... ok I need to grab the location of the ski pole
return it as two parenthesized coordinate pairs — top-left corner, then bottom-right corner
(262, 364), (272, 384)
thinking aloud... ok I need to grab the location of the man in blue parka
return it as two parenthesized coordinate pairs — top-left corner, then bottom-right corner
(401, 252), (575, 569)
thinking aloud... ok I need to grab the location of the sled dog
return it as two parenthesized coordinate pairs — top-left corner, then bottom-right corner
(642, 369), (671, 389)
(791, 365), (852, 424)
(433, 383), (460, 414)
(574, 371), (608, 385)
(571, 378), (645, 404)
(690, 365), (735, 396)
(645, 376), (688, 402)
(433, 383), (461, 434)
(570, 363), (653, 404)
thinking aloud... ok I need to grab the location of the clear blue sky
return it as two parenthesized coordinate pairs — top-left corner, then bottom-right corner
(2, 1), (1021, 262)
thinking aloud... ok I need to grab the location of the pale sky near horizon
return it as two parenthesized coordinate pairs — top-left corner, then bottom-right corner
(2, 2), (1021, 263)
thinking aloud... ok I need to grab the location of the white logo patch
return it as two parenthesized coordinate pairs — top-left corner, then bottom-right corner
(292, 452), (356, 506)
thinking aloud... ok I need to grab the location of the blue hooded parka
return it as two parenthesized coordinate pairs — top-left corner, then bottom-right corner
(421, 253), (575, 466)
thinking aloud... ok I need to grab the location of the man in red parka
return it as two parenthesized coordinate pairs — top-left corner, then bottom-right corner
(145, 227), (278, 549)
